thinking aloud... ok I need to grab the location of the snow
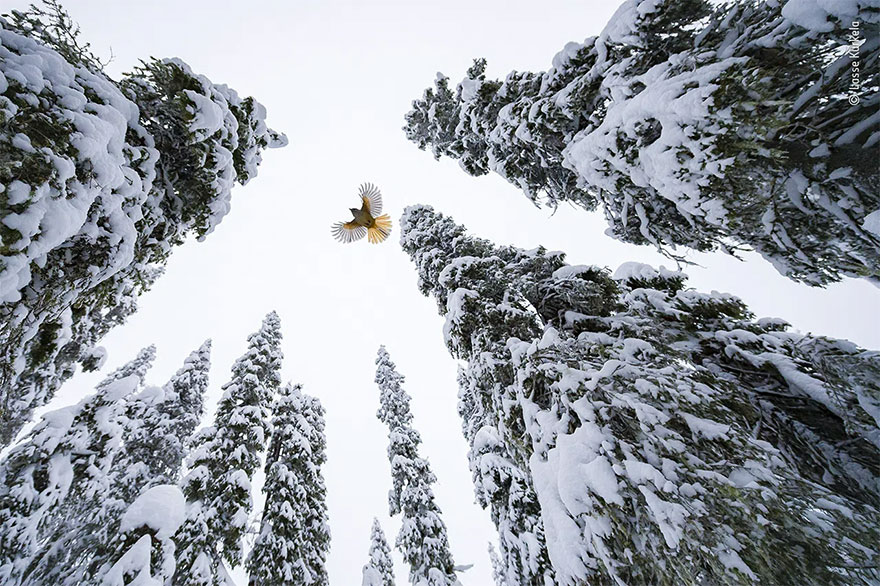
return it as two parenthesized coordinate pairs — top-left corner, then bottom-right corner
(623, 460), (668, 491)
(100, 374), (142, 402)
(551, 41), (585, 72)
(184, 89), (227, 140)
(727, 468), (760, 489)
(459, 77), (480, 103)
(781, 0), (838, 32)
(558, 424), (623, 509)
(613, 261), (682, 282)
(563, 56), (744, 226)
(680, 413), (731, 440)
(39, 406), (77, 433)
(529, 451), (593, 585)
(863, 209), (880, 238)
(133, 385), (165, 405)
(443, 287), (479, 347)
(781, 0), (879, 32)
(82, 346), (109, 370)
(599, 0), (660, 49)
(100, 535), (159, 586)
(716, 547), (757, 581)
(119, 485), (186, 539)
(362, 567), (383, 586)
(638, 486), (688, 549)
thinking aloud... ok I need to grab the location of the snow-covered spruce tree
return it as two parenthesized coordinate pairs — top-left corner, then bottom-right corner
(0, 341), (207, 586)
(399, 205), (880, 586)
(95, 341), (211, 585)
(488, 544), (508, 586)
(0, 345), (155, 585)
(375, 346), (461, 586)
(404, 0), (880, 286)
(0, 2), (286, 445)
(174, 312), (282, 585)
(0, 341), (210, 586)
(246, 383), (330, 586)
(112, 341), (211, 506)
(361, 518), (395, 586)
(396, 210), (556, 584)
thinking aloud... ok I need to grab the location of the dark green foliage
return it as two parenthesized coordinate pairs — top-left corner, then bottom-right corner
(0, 4), (285, 446)
(400, 204), (880, 586)
(403, 0), (880, 285)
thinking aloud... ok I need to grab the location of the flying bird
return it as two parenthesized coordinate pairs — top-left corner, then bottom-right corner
(331, 183), (392, 244)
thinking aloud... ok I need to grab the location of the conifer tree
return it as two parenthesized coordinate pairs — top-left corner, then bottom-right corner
(361, 518), (395, 586)
(0, 2), (286, 446)
(0, 346), (154, 585)
(95, 346), (158, 393)
(375, 346), (461, 586)
(400, 205), (880, 586)
(95, 341), (212, 585)
(404, 0), (880, 286)
(0, 341), (211, 585)
(487, 544), (508, 586)
(113, 341), (211, 504)
(246, 383), (330, 586)
(298, 392), (331, 586)
(174, 312), (282, 585)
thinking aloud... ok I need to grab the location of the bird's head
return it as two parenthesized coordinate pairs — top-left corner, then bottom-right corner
(349, 207), (360, 216)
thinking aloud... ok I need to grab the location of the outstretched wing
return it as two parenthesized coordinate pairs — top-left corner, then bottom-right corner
(358, 182), (383, 216)
(331, 220), (367, 243)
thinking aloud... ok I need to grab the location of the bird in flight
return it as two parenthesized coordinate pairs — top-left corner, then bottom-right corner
(331, 183), (392, 244)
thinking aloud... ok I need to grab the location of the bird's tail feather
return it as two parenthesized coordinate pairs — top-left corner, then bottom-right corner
(368, 215), (392, 244)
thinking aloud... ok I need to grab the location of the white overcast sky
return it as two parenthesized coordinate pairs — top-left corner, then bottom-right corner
(13, 1), (880, 584)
